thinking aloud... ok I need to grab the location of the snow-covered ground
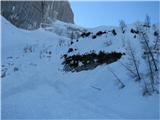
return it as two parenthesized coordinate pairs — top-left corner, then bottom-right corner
(1, 16), (159, 119)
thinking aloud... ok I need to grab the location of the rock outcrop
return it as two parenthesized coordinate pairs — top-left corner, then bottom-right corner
(1, 1), (74, 30)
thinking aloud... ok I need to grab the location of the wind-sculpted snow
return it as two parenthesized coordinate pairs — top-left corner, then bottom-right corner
(1, 16), (159, 119)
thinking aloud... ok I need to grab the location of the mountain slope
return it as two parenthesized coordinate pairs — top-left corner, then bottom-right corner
(1, 16), (159, 119)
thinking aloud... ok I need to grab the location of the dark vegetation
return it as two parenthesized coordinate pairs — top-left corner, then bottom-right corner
(80, 29), (117, 39)
(13, 67), (19, 72)
(130, 28), (139, 34)
(1, 66), (7, 78)
(119, 20), (127, 34)
(96, 31), (106, 36)
(68, 48), (74, 53)
(154, 31), (159, 36)
(70, 41), (74, 45)
(62, 51), (124, 72)
(112, 29), (117, 36)
(24, 45), (34, 53)
(92, 29), (117, 39)
(92, 35), (97, 39)
(67, 48), (77, 53)
(143, 24), (150, 28)
(40, 48), (52, 59)
(80, 32), (92, 38)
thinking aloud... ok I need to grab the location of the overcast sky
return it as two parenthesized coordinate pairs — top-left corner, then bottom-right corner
(70, 1), (159, 28)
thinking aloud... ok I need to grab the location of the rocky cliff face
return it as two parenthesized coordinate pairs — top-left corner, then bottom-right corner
(1, 1), (74, 30)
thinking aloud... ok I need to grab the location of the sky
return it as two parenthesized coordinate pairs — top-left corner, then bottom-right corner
(70, 1), (159, 28)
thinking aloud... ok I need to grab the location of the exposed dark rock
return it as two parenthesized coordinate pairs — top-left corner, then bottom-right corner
(63, 51), (124, 72)
(1, 1), (74, 30)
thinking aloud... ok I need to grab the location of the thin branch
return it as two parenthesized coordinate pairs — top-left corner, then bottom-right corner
(119, 61), (136, 76)
(107, 67), (125, 89)
(91, 86), (102, 91)
(141, 32), (158, 71)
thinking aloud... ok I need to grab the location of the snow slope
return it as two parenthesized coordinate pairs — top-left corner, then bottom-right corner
(1, 16), (159, 119)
